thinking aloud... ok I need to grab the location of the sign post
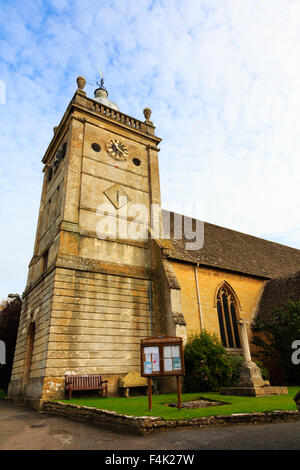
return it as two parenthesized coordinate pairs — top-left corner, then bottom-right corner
(140, 335), (185, 410)
(147, 377), (152, 410)
(176, 375), (181, 409)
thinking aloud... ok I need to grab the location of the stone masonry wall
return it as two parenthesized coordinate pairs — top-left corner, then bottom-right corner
(171, 261), (265, 347)
(8, 268), (55, 398)
(42, 267), (151, 398)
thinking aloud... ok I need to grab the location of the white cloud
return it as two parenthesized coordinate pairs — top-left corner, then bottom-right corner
(1, 0), (300, 299)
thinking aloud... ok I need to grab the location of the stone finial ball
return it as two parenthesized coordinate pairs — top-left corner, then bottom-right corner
(143, 107), (152, 121)
(76, 76), (86, 90)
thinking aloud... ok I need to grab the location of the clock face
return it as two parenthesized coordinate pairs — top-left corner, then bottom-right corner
(107, 138), (128, 161)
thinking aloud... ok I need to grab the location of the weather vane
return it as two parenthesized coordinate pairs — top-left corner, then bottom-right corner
(96, 69), (106, 90)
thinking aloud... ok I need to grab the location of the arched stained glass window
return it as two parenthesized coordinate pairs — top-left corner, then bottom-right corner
(216, 284), (241, 349)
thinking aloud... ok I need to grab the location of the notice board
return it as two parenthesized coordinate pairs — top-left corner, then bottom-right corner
(140, 335), (185, 377)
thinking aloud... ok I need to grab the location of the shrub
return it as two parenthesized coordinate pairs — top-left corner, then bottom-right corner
(227, 355), (270, 385)
(0, 389), (5, 399)
(254, 359), (270, 381)
(184, 332), (271, 392)
(184, 331), (232, 392)
(252, 299), (300, 385)
(227, 355), (244, 385)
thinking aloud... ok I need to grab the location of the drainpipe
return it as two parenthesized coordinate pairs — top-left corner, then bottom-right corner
(194, 262), (204, 331)
(148, 280), (153, 336)
(148, 280), (158, 393)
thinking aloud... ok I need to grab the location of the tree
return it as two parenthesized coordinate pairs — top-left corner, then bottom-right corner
(252, 299), (300, 385)
(0, 295), (21, 392)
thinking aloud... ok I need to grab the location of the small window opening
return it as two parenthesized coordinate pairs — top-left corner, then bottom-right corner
(133, 158), (141, 166)
(91, 143), (101, 152)
(42, 249), (49, 272)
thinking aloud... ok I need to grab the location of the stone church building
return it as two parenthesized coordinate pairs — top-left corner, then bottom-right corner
(8, 77), (300, 405)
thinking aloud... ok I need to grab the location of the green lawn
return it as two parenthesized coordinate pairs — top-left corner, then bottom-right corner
(58, 387), (299, 420)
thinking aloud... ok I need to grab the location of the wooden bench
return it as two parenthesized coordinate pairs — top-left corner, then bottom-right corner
(65, 374), (108, 399)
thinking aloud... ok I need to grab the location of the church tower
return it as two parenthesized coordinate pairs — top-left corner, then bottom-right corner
(8, 76), (163, 404)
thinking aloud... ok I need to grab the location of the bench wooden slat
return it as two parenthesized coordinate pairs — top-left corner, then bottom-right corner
(65, 374), (108, 399)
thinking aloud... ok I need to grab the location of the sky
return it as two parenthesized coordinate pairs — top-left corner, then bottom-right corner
(1, 0), (300, 299)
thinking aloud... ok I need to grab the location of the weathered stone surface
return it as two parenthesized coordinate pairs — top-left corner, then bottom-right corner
(41, 400), (300, 436)
(168, 399), (226, 409)
(118, 371), (148, 388)
(118, 371), (148, 397)
(220, 386), (288, 397)
(237, 361), (266, 388)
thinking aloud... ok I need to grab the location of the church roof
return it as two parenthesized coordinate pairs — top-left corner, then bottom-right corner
(256, 270), (300, 320)
(161, 210), (300, 279)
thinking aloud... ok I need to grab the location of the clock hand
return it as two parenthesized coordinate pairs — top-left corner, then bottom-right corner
(114, 142), (124, 154)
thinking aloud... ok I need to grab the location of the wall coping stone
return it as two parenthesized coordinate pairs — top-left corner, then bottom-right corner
(41, 400), (300, 436)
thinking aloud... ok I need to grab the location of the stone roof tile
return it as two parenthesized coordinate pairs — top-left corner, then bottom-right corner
(162, 210), (300, 279)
